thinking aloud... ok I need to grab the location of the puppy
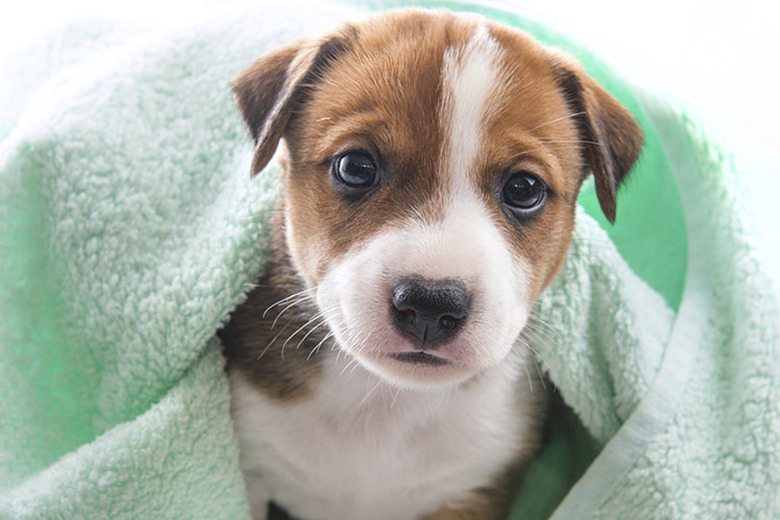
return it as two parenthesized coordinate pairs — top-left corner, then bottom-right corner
(220, 9), (642, 520)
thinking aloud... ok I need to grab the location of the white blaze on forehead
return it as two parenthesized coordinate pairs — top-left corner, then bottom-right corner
(440, 21), (505, 189)
(314, 19), (532, 388)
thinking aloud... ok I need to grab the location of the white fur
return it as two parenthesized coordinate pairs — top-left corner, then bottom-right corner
(315, 193), (531, 388)
(440, 20), (505, 190)
(315, 20), (529, 388)
(231, 351), (536, 520)
(232, 22), (540, 520)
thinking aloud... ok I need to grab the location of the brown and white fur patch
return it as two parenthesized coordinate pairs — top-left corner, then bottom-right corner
(220, 9), (642, 520)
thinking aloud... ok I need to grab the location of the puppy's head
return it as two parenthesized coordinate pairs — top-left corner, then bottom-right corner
(234, 10), (642, 388)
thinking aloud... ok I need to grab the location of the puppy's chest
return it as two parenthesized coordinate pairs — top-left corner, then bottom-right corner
(230, 356), (527, 520)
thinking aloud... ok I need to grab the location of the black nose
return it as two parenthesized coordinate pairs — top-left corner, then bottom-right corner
(390, 278), (469, 347)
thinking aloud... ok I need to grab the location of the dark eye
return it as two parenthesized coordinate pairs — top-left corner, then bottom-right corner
(501, 171), (546, 211)
(333, 151), (378, 189)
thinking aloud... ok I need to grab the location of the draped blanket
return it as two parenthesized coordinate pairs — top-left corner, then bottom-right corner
(1, 2), (777, 518)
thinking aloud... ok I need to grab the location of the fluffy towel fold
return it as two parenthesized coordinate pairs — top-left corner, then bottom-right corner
(1, 1), (777, 519)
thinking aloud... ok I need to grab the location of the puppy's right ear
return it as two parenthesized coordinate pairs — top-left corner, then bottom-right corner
(233, 27), (357, 176)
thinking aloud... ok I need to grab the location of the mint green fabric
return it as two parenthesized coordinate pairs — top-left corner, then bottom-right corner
(1, 2), (777, 519)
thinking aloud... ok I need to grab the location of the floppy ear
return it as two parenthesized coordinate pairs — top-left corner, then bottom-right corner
(554, 65), (644, 223)
(233, 27), (357, 176)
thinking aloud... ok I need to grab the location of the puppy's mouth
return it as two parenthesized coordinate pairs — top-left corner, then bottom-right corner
(390, 351), (450, 367)
(315, 232), (530, 387)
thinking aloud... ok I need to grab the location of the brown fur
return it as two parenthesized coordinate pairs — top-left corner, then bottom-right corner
(421, 466), (518, 520)
(223, 9), (643, 519)
(232, 10), (641, 303)
(219, 201), (325, 402)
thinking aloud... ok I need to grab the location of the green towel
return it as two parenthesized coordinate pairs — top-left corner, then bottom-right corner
(1, 1), (777, 519)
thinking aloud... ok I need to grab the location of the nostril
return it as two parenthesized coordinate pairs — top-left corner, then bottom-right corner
(399, 309), (417, 325)
(438, 314), (459, 332)
(390, 278), (469, 346)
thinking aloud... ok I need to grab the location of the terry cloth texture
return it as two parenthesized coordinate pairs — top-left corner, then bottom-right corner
(1, 1), (777, 519)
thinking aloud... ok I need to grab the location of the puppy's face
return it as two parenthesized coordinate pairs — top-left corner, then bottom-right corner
(234, 11), (642, 388)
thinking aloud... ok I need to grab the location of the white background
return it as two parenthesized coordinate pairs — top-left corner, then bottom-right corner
(0, 0), (777, 152)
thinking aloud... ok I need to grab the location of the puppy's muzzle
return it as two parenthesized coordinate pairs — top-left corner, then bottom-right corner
(390, 278), (470, 347)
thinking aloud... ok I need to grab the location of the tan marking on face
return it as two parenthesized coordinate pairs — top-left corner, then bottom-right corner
(259, 11), (624, 386)
(281, 13), (581, 288)
(466, 20), (588, 300)
(226, 3), (643, 407)
(279, 13), (451, 284)
(280, 13), (548, 287)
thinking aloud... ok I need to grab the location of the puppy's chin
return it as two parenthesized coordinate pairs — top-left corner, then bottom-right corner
(348, 346), (508, 389)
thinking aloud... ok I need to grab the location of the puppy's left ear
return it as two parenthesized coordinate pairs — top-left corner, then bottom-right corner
(233, 26), (357, 176)
(554, 64), (644, 223)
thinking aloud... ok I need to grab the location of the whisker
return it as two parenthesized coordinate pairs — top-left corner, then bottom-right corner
(358, 378), (384, 408)
(522, 342), (549, 390)
(536, 137), (603, 147)
(524, 316), (564, 346)
(390, 385), (402, 409)
(295, 317), (330, 351)
(342, 330), (372, 375)
(356, 331), (373, 353)
(280, 311), (326, 358)
(520, 315), (557, 390)
(334, 323), (358, 365)
(518, 356), (537, 393)
(308, 330), (335, 360)
(340, 356), (361, 377)
(257, 321), (294, 361)
(527, 111), (587, 132)
(514, 144), (594, 159)
(349, 358), (364, 375)
(262, 287), (316, 319)
(271, 297), (312, 330)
